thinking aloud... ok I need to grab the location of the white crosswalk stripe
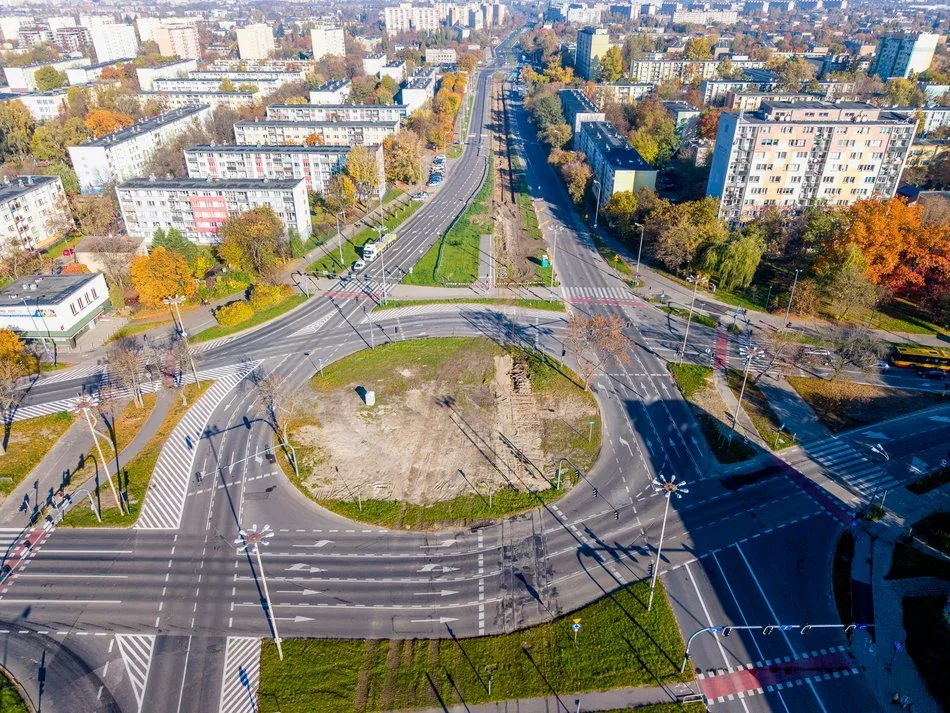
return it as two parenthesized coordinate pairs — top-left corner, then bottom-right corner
(38, 360), (107, 385)
(115, 633), (156, 713)
(218, 636), (261, 713)
(134, 361), (261, 530)
(795, 438), (900, 496)
(563, 286), (637, 302)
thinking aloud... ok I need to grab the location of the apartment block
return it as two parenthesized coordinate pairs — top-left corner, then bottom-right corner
(185, 144), (382, 195)
(0, 175), (71, 256)
(576, 26), (610, 81)
(155, 24), (202, 60)
(310, 78), (352, 105)
(190, 69), (307, 87)
(91, 23), (139, 63)
(311, 25), (346, 60)
(384, 3), (447, 33)
(707, 102), (917, 223)
(631, 58), (765, 84)
(152, 77), (282, 94)
(363, 53), (388, 76)
(597, 81), (655, 105)
(724, 91), (823, 112)
(3, 58), (90, 92)
(69, 105), (213, 193)
(65, 58), (135, 86)
(116, 178), (311, 244)
(266, 104), (408, 122)
(577, 121), (657, 205)
(137, 90), (257, 111)
(558, 89), (605, 147)
(236, 23), (275, 60)
(398, 75), (435, 112)
(55, 26), (93, 52)
(425, 48), (457, 64)
(234, 119), (399, 147)
(0, 89), (70, 121)
(0, 273), (110, 345)
(379, 60), (408, 83)
(136, 58), (199, 91)
(870, 33), (939, 80)
(671, 8), (738, 23)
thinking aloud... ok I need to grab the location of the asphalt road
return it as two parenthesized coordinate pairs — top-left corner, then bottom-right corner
(0, 38), (936, 713)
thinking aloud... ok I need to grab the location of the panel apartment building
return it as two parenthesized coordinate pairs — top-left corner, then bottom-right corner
(69, 105), (213, 193)
(233, 119), (399, 146)
(0, 175), (71, 256)
(707, 102), (917, 223)
(184, 144), (383, 195)
(116, 178), (311, 244)
(266, 104), (408, 122)
(138, 90), (257, 111)
(576, 121), (657, 205)
(870, 33), (939, 80)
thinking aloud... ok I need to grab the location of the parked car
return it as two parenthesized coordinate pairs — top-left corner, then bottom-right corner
(411, 191), (429, 201)
(353, 259), (366, 271)
(428, 174), (443, 186)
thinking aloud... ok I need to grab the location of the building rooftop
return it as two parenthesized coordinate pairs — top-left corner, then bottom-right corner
(235, 119), (399, 128)
(118, 177), (305, 190)
(77, 105), (210, 148)
(0, 273), (99, 308)
(85, 57), (136, 70)
(402, 78), (433, 90)
(384, 59), (406, 67)
(583, 121), (654, 171)
(662, 101), (700, 114)
(314, 78), (351, 92)
(185, 143), (357, 154)
(0, 175), (59, 203)
(559, 88), (599, 113)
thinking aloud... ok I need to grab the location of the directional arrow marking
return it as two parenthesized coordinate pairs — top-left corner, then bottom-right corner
(419, 539), (457, 548)
(910, 456), (927, 474)
(863, 431), (888, 441)
(276, 589), (321, 595)
(410, 617), (459, 624)
(275, 616), (315, 623)
(286, 563), (326, 573)
(618, 436), (634, 457)
(413, 589), (459, 597)
(928, 416), (950, 424)
(417, 564), (460, 573)
(293, 540), (335, 548)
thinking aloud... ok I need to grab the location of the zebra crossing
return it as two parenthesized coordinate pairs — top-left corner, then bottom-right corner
(115, 633), (155, 713)
(37, 360), (107, 385)
(134, 361), (261, 530)
(794, 437), (900, 497)
(218, 636), (261, 713)
(562, 285), (642, 304)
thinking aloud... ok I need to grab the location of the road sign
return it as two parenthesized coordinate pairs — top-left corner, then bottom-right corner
(572, 623), (581, 632)
(573, 618), (582, 624)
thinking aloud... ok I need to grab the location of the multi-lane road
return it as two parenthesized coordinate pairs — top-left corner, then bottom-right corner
(0, 36), (944, 713)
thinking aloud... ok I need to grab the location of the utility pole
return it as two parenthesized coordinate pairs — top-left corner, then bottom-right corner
(335, 210), (345, 271)
(782, 269), (800, 334)
(649, 474), (688, 611)
(550, 224), (562, 290)
(236, 524), (282, 660)
(729, 348), (760, 444)
(679, 277), (707, 363)
(633, 222), (645, 283)
(74, 398), (125, 515)
(592, 179), (602, 228)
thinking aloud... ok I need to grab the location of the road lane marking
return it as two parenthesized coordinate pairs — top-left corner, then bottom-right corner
(0, 599), (122, 604)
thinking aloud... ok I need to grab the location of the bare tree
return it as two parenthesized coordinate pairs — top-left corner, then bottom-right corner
(251, 369), (297, 444)
(827, 325), (887, 379)
(565, 313), (630, 390)
(107, 338), (144, 407)
(166, 335), (197, 406)
(89, 235), (136, 290)
(0, 358), (25, 455)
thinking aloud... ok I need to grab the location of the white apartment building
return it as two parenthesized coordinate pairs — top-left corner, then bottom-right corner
(378, 59), (407, 83)
(363, 53), (388, 76)
(629, 58), (765, 84)
(236, 23), (275, 60)
(0, 273), (110, 345)
(136, 58), (198, 91)
(56, 27), (93, 53)
(310, 78), (352, 105)
(91, 23), (140, 63)
(155, 24), (202, 60)
(671, 9), (738, 23)
(0, 16), (32, 42)
(383, 3), (448, 33)
(311, 25), (345, 60)
(190, 69), (307, 87)
(116, 177), (311, 244)
(597, 81), (655, 105)
(707, 102), (917, 223)
(152, 77), (282, 93)
(397, 76), (435, 112)
(1, 89), (70, 121)
(135, 17), (163, 43)
(0, 175), (71, 256)
(3, 58), (90, 92)
(425, 48), (457, 64)
(234, 119), (399, 146)
(267, 103), (408, 122)
(137, 90), (257, 111)
(184, 144), (381, 195)
(69, 105), (213, 193)
(870, 33), (940, 80)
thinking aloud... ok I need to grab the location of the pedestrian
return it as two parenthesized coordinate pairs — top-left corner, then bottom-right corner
(891, 693), (900, 706)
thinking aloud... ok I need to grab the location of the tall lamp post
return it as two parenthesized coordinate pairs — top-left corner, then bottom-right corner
(335, 210), (346, 271)
(163, 295), (199, 387)
(729, 347), (761, 444)
(236, 523), (283, 661)
(633, 222), (645, 283)
(592, 179), (602, 228)
(782, 269), (800, 334)
(679, 276), (708, 363)
(549, 224), (562, 290)
(74, 397), (125, 515)
(648, 474), (688, 612)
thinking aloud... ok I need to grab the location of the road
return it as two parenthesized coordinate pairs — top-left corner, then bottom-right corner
(0, 38), (937, 713)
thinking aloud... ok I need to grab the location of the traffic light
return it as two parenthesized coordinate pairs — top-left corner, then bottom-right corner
(613, 510), (619, 520)
(561, 347), (566, 357)
(763, 626), (776, 636)
(592, 487), (598, 497)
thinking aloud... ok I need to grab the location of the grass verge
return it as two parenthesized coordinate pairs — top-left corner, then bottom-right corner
(403, 165), (493, 286)
(869, 298), (948, 337)
(786, 377), (946, 434)
(0, 670), (28, 713)
(374, 298), (565, 312)
(661, 304), (718, 329)
(0, 412), (74, 495)
(106, 319), (173, 344)
(309, 200), (423, 275)
(832, 530), (855, 625)
(191, 294), (308, 344)
(257, 580), (688, 713)
(902, 596), (950, 707)
(667, 363), (712, 400)
(913, 512), (950, 555)
(725, 370), (796, 450)
(61, 383), (210, 527)
(592, 235), (635, 278)
(908, 465), (950, 495)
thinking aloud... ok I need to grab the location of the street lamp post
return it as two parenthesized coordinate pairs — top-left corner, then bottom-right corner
(648, 474), (688, 612)
(163, 295), (199, 387)
(74, 398), (125, 515)
(633, 222), (645, 283)
(335, 210), (345, 270)
(782, 269), (800, 334)
(729, 347), (760, 444)
(236, 524), (283, 661)
(549, 224), (562, 290)
(592, 179), (602, 228)
(679, 276), (708, 363)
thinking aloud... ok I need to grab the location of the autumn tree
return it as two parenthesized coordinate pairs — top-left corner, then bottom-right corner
(31, 117), (91, 162)
(697, 108), (722, 140)
(108, 338), (145, 407)
(383, 132), (423, 184)
(884, 78), (924, 107)
(558, 153), (592, 204)
(601, 191), (640, 242)
(130, 247), (197, 307)
(684, 37), (713, 61)
(0, 101), (35, 159)
(0, 247), (54, 282)
(0, 329), (30, 452)
(539, 122), (572, 149)
(70, 193), (118, 236)
(34, 66), (67, 91)
(84, 109), (135, 138)
(323, 174), (358, 215)
(566, 313), (630, 390)
(526, 89), (564, 132)
(650, 197), (728, 273)
(217, 206), (286, 278)
(627, 96), (680, 167)
(769, 56), (817, 91)
(819, 243), (879, 321)
(599, 46), (624, 82)
(457, 53), (478, 73)
(704, 232), (765, 291)
(345, 145), (383, 203)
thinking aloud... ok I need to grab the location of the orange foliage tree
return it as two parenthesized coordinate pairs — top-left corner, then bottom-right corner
(129, 247), (196, 307)
(84, 109), (135, 138)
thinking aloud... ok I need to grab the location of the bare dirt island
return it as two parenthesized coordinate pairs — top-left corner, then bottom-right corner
(283, 338), (601, 525)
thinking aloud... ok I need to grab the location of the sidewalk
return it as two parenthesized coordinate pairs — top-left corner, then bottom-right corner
(398, 682), (699, 713)
(755, 375), (831, 444)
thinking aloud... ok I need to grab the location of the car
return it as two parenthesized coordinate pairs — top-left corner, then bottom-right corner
(919, 368), (948, 380)
(804, 348), (832, 357)
(353, 259), (366, 271)
(434, 154), (446, 161)
(430, 166), (444, 175)
(411, 191), (429, 200)
(62, 248), (74, 256)
(428, 175), (443, 186)
(877, 360), (891, 370)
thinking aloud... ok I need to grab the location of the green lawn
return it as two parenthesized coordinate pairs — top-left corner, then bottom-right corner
(908, 465), (950, 495)
(375, 298), (565, 312)
(661, 304), (718, 329)
(887, 542), (950, 581)
(667, 364), (712, 400)
(868, 298), (949, 337)
(309, 201), (422, 275)
(106, 319), (174, 344)
(725, 369), (796, 450)
(257, 580), (689, 713)
(592, 235), (636, 278)
(191, 294), (309, 343)
(0, 671), (28, 713)
(61, 382), (210, 527)
(403, 164), (493, 286)
(0, 411), (74, 495)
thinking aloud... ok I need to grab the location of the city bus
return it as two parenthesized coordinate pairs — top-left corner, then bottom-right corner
(889, 345), (950, 372)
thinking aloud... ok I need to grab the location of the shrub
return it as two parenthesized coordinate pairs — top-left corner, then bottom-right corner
(215, 300), (254, 326)
(249, 283), (288, 311)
